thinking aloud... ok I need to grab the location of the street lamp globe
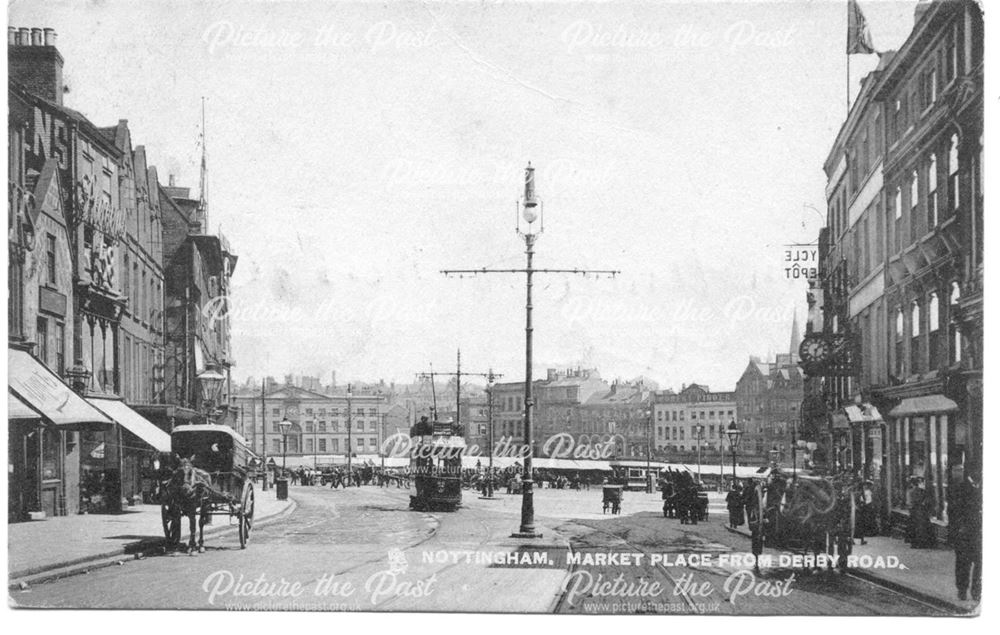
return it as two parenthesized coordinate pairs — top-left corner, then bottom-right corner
(522, 162), (539, 224)
(725, 420), (743, 452)
(278, 418), (292, 437)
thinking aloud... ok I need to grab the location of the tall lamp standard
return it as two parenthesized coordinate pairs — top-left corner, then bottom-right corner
(312, 417), (317, 470)
(645, 407), (654, 494)
(441, 164), (619, 538)
(695, 424), (705, 485)
(346, 384), (353, 485)
(278, 417), (292, 473)
(725, 420), (743, 483)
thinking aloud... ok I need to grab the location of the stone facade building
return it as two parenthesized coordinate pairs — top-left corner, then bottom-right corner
(652, 384), (736, 460)
(804, 0), (982, 536)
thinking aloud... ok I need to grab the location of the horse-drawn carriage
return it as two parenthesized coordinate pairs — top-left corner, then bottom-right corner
(160, 425), (256, 552)
(602, 485), (622, 514)
(743, 472), (856, 570)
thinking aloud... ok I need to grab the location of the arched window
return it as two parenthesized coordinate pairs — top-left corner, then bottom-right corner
(911, 300), (922, 372)
(928, 154), (938, 227)
(911, 301), (921, 337)
(895, 307), (904, 376)
(928, 292), (941, 367)
(949, 134), (960, 211)
(893, 186), (903, 253)
(910, 170), (919, 212)
(950, 282), (962, 363)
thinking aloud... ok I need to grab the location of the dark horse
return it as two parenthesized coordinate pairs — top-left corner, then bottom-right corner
(166, 456), (213, 554)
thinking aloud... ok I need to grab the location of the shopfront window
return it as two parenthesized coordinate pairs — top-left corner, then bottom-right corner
(41, 428), (61, 481)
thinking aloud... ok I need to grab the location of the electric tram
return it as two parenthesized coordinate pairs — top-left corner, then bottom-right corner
(408, 417), (466, 511)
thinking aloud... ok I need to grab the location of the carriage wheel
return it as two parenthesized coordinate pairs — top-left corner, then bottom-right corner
(161, 503), (181, 545)
(238, 483), (255, 549)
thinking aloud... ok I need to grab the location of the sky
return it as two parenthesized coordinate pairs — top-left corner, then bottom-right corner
(9, 0), (924, 391)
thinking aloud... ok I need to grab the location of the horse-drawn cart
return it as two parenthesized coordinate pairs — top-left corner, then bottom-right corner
(161, 425), (256, 551)
(744, 473), (856, 571)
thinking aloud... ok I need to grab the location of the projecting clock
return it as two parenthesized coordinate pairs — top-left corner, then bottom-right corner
(799, 335), (831, 364)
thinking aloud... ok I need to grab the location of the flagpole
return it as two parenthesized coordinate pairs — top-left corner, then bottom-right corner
(846, 0), (851, 117)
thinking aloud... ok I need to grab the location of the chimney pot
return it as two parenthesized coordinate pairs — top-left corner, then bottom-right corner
(169, 174), (176, 187)
(8, 27), (17, 45)
(19, 28), (30, 45)
(31, 28), (43, 46)
(43, 28), (56, 46)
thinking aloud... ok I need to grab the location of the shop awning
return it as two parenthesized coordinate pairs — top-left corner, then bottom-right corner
(889, 395), (959, 418)
(844, 404), (884, 423)
(8, 349), (113, 429)
(8, 389), (41, 420)
(88, 397), (171, 452)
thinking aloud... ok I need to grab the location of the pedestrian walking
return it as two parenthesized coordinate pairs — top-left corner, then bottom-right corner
(856, 479), (877, 544)
(949, 465), (981, 602)
(726, 482), (745, 528)
(907, 476), (936, 548)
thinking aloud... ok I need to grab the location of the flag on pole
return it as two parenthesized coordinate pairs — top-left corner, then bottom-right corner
(847, 0), (875, 54)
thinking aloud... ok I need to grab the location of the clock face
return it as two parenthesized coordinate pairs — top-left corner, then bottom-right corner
(799, 336), (831, 363)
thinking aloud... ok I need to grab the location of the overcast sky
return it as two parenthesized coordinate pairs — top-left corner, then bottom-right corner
(10, 0), (923, 391)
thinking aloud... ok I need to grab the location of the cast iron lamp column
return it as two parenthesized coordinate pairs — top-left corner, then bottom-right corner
(279, 417), (292, 473)
(725, 419), (743, 482)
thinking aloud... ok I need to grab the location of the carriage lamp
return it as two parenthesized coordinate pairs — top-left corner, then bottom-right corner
(725, 420), (743, 481)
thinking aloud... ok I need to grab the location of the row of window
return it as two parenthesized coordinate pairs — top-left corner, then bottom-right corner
(890, 134), (961, 252)
(892, 283), (963, 376)
(655, 423), (729, 441)
(265, 407), (378, 417)
(272, 437), (380, 454)
(655, 409), (734, 422)
(269, 420), (380, 433)
(889, 29), (959, 146)
(122, 250), (163, 329)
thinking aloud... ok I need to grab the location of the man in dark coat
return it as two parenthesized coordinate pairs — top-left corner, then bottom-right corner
(908, 476), (936, 548)
(949, 466), (981, 602)
(726, 482), (745, 528)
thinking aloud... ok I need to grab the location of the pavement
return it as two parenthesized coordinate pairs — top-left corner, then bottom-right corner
(8, 491), (295, 588)
(11, 485), (571, 611)
(723, 521), (979, 615)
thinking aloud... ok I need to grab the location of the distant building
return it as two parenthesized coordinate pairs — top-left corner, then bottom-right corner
(233, 384), (384, 458)
(652, 384), (736, 458)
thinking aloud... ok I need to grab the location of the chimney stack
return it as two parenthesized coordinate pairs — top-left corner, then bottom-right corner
(8, 26), (65, 105)
(168, 174), (176, 187)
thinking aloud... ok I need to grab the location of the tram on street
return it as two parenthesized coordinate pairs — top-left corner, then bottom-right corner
(610, 459), (665, 491)
(408, 417), (466, 511)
